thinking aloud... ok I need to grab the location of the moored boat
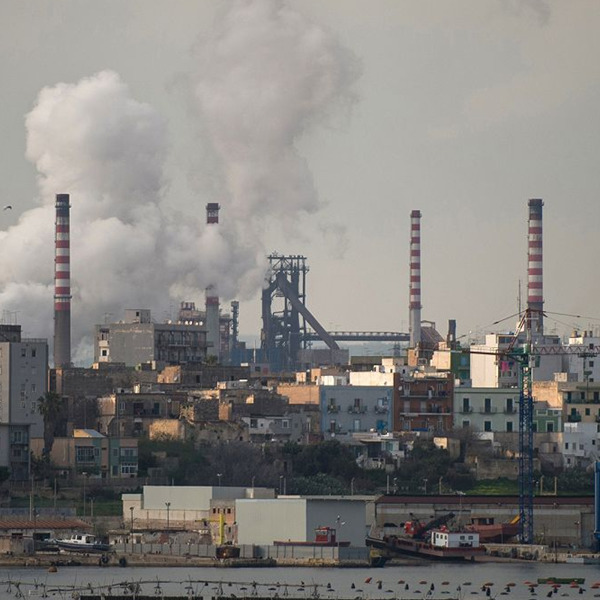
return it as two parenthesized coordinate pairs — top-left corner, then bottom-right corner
(55, 533), (111, 554)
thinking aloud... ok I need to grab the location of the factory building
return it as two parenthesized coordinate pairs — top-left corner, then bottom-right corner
(0, 325), (48, 480)
(94, 309), (208, 368)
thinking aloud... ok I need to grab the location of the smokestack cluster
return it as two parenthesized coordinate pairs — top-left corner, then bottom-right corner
(409, 210), (422, 348)
(527, 198), (544, 336)
(54, 193), (71, 368)
(205, 203), (221, 361)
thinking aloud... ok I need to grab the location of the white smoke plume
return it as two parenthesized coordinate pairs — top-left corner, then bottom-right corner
(194, 0), (359, 226)
(1, 70), (259, 363)
(0, 1), (358, 364)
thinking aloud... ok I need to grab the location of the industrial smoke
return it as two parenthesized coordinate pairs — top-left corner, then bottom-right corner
(0, 1), (358, 364)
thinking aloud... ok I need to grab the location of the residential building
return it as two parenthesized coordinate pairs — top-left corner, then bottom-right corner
(453, 387), (520, 433)
(561, 382), (600, 425)
(94, 309), (208, 367)
(566, 330), (600, 383)
(562, 422), (600, 468)
(393, 373), (453, 433)
(31, 429), (138, 478)
(321, 385), (392, 435)
(533, 401), (562, 433)
(470, 332), (563, 388)
(96, 390), (185, 437)
(0, 325), (48, 480)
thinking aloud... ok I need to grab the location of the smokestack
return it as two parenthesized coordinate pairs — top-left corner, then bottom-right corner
(54, 193), (71, 368)
(409, 210), (422, 348)
(205, 203), (221, 361)
(527, 198), (544, 336)
(447, 319), (456, 347)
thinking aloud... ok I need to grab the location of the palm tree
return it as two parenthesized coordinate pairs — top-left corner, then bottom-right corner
(37, 392), (63, 457)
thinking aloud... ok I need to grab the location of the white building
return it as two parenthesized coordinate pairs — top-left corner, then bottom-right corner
(0, 325), (48, 480)
(470, 332), (563, 388)
(562, 422), (600, 468)
(454, 387), (520, 433)
(235, 496), (368, 546)
(566, 331), (600, 383)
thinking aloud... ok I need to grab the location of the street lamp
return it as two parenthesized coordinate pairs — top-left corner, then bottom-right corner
(251, 476), (255, 489)
(336, 515), (346, 561)
(129, 506), (134, 553)
(217, 473), (222, 487)
(457, 491), (465, 527)
(165, 501), (171, 531)
(351, 477), (355, 496)
(279, 475), (283, 495)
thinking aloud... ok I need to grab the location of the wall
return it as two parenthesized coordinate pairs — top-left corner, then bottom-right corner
(236, 498), (307, 545)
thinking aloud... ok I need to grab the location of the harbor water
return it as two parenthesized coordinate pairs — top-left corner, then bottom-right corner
(1, 562), (600, 598)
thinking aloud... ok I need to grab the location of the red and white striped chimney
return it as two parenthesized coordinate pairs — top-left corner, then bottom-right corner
(409, 209), (422, 348)
(205, 203), (221, 361)
(527, 198), (544, 336)
(54, 193), (71, 368)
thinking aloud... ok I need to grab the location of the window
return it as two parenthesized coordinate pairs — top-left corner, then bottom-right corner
(547, 422), (554, 433)
(506, 421), (513, 433)
(484, 421), (492, 432)
(101, 349), (108, 357)
(565, 443), (569, 450)
(353, 419), (361, 431)
(21, 348), (26, 358)
(75, 446), (96, 463)
(506, 398), (514, 413)
(462, 398), (470, 412)
(282, 420), (289, 429)
(484, 398), (492, 413)
(462, 420), (470, 428)
(586, 408), (591, 416)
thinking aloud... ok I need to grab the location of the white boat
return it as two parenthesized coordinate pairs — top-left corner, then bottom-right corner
(55, 533), (111, 554)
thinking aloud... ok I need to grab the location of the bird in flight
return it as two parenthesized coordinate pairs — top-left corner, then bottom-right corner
(3, 205), (12, 211)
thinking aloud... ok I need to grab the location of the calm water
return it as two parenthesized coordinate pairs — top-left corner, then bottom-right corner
(1, 563), (599, 598)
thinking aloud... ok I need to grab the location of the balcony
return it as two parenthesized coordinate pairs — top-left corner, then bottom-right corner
(327, 406), (339, 414)
(479, 407), (498, 414)
(504, 408), (517, 414)
(374, 406), (389, 414)
(459, 407), (472, 414)
(348, 406), (367, 414)
(567, 414), (582, 423)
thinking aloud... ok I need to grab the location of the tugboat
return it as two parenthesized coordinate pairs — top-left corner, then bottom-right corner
(366, 513), (485, 562)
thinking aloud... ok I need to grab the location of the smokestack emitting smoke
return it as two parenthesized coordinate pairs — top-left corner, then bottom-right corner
(409, 210), (422, 348)
(0, 2), (358, 363)
(205, 203), (221, 361)
(527, 198), (544, 335)
(54, 194), (71, 367)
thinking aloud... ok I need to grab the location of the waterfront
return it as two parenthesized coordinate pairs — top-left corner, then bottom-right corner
(1, 563), (600, 598)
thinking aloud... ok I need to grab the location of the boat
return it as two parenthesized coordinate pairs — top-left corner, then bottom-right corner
(538, 578), (585, 585)
(464, 515), (520, 543)
(366, 513), (485, 562)
(55, 533), (111, 554)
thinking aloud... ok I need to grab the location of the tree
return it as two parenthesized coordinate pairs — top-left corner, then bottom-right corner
(37, 392), (63, 457)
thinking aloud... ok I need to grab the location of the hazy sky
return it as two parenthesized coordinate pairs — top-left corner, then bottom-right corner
(1, 1), (599, 361)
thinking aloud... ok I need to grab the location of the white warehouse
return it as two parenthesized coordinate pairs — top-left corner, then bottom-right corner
(235, 496), (369, 547)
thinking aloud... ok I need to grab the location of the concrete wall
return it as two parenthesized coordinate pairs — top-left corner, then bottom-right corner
(236, 498), (307, 545)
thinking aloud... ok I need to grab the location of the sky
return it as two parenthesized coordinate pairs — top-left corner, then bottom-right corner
(1, 1), (599, 364)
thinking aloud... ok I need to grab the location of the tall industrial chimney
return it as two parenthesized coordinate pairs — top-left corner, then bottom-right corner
(409, 209), (422, 348)
(205, 203), (221, 361)
(54, 193), (71, 368)
(527, 198), (544, 336)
